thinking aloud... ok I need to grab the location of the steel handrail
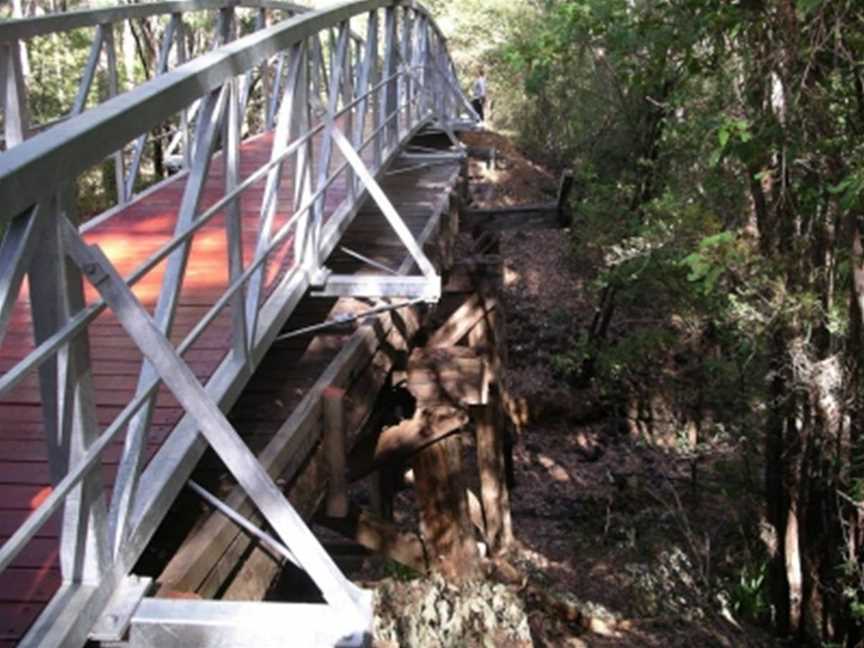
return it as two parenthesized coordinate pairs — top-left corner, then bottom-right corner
(0, 0), (306, 42)
(0, 0), (453, 223)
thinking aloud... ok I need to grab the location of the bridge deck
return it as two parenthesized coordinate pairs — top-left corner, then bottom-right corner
(0, 124), (456, 645)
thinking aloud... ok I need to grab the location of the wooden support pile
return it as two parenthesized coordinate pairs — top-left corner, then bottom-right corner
(423, 236), (514, 558)
(324, 233), (515, 581)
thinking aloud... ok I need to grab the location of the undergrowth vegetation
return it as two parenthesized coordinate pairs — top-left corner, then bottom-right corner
(437, 0), (864, 644)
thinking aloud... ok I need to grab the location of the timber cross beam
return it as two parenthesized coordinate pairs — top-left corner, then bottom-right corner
(461, 170), (575, 232)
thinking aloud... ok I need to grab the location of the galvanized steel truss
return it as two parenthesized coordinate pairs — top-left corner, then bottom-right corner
(0, 1), (473, 645)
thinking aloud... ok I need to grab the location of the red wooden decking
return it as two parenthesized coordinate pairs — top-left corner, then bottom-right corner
(0, 129), (357, 646)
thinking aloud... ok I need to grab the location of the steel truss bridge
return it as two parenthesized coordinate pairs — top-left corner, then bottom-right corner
(0, 1), (475, 645)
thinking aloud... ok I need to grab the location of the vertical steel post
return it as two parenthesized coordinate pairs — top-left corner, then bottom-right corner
(176, 14), (192, 168)
(292, 43), (315, 269)
(29, 192), (110, 584)
(125, 14), (178, 202)
(102, 23), (126, 205)
(309, 23), (349, 274)
(246, 43), (306, 343)
(417, 16), (430, 117)
(259, 8), (273, 129)
(268, 51), (286, 130)
(0, 206), (40, 348)
(400, 7), (413, 131)
(225, 77), (249, 365)
(353, 10), (378, 181)
(383, 7), (399, 152)
(1, 39), (29, 148)
(70, 26), (105, 117)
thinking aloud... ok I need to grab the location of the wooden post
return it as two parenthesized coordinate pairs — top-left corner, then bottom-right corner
(323, 387), (349, 518)
(366, 469), (395, 522)
(412, 432), (479, 581)
(468, 266), (513, 551)
(556, 170), (575, 226)
(472, 388), (513, 552)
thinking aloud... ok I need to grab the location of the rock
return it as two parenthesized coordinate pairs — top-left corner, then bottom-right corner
(373, 574), (532, 647)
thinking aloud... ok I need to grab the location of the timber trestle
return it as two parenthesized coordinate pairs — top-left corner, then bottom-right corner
(0, 1), (477, 645)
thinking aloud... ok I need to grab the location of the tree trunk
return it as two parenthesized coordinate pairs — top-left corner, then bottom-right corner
(766, 332), (791, 634)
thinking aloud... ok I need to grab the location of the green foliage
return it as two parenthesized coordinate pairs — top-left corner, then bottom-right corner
(730, 562), (770, 623)
(382, 559), (420, 582)
(680, 231), (736, 295)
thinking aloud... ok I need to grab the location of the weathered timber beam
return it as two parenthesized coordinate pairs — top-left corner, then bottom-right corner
(317, 506), (427, 572)
(461, 204), (564, 231)
(323, 387), (349, 518)
(347, 405), (468, 480)
(471, 392), (513, 553)
(403, 347), (487, 406)
(427, 293), (496, 347)
(461, 170), (574, 232)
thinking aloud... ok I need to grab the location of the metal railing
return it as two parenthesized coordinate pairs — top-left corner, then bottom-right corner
(0, 0), (473, 645)
(0, 0), (307, 200)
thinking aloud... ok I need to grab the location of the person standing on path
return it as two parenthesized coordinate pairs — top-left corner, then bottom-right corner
(471, 68), (487, 125)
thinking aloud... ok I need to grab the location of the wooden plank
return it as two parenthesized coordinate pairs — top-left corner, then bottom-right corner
(426, 294), (486, 347)
(461, 205), (561, 231)
(323, 387), (348, 517)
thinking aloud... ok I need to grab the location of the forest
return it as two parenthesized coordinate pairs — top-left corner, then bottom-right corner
(439, 0), (864, 644)
(4, 0), (864, 645)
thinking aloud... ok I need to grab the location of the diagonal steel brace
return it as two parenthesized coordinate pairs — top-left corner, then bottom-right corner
(59, 219), (370, 629)
(331, 125), (437, 279)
